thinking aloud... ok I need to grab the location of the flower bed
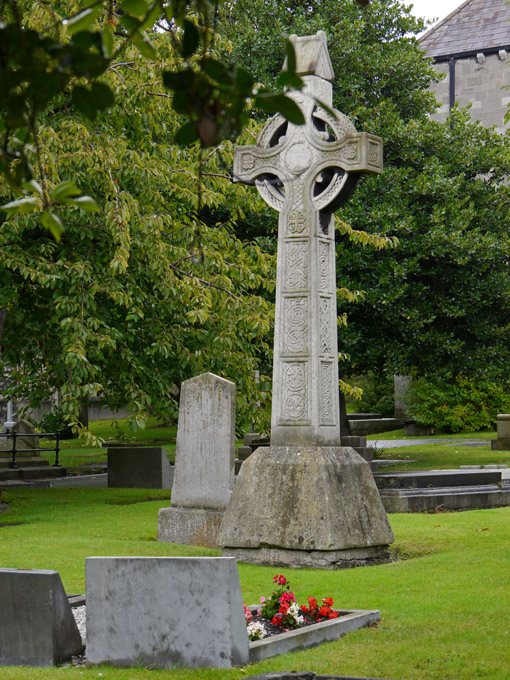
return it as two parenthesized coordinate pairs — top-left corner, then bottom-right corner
(243, 575), (380, 662)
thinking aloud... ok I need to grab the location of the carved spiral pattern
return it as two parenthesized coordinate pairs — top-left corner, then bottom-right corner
(281, 362), (308, 422)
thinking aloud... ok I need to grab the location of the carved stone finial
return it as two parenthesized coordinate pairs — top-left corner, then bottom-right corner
(284, 30), (335, 81)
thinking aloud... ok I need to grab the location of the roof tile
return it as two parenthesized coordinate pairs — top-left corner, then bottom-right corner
(419, 0), (510, 57)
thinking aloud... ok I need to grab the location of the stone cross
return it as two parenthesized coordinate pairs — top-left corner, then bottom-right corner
(234, 31), (383, 447)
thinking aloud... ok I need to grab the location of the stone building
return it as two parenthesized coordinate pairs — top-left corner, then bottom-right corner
(419, 0), (510, 131)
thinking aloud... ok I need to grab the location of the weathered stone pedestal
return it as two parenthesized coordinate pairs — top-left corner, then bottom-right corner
(218, 446), (394, 568)
(491, 414), (510, 450)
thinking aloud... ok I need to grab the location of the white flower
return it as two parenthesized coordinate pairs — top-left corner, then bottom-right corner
(247, 620), (268, 640)
(288, 602), (305, 625)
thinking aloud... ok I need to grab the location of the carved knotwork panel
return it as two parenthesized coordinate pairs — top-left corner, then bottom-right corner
(319, 361), (335, 425)
(282, 296), (309, 355)
(284, 241), (309, 291)
(319, 296), (333, 356)
(280, 361), (310, 424)
(318, 240), (330, 293)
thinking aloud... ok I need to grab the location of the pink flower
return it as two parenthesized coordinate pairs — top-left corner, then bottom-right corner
(260, 596), (266, 604)
(243, 604), (253, 622)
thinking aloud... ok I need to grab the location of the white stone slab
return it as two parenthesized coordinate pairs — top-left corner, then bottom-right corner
(85, 556), (249, 669)
(171, 373), (235, 509)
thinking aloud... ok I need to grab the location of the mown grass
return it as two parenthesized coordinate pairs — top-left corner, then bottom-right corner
(37, 418), (178, 473)
(0, 487), (509, 680)
(377, 442), (510, 471)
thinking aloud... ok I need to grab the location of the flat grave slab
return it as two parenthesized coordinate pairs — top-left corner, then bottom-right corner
(379, 481), (510, 513)
(373, 468), (502, 489)
(108, 446), (173, 489)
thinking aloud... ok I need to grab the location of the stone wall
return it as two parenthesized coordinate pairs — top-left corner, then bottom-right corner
(429, 50), (510, 131)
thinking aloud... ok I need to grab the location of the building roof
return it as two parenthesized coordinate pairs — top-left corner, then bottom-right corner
(419, 0), (510, 58)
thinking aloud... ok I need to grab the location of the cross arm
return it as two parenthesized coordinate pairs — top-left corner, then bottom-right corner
(233, 145), (286, 184)
(319, 132), (383, 176)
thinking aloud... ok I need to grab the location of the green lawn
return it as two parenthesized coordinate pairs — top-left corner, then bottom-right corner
(375, 442), (510, 471)
(0, 487), (509, 680)
(38, 418), (178, 473)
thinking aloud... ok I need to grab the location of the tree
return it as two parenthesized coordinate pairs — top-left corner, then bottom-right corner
(218, 0), (510, 388)
(0, 6), (277, 438)
(339, 108), (510, 381)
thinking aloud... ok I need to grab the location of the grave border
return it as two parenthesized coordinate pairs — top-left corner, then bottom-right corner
(248, 607), (380, 662)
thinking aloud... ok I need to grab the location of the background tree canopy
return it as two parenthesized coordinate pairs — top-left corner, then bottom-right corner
(2, 0), (510, 436)
(0, 2), (279, 438)
(217, 0), (510, 390)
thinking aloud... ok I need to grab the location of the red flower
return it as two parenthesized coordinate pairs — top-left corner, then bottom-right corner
(278, 575), (287, 585)
(319, 606), (331, 617)
(308, 597), (317, 607)
(328, 610), (340, 619)
(279, 603), (289, 614)
(271, 615), (282, 627)
(322, 597), (334, 607)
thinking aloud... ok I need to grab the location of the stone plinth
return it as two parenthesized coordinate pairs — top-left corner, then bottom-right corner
(491, 414), (510, 450)
(107, 446), (173, 489)
(217, 446), (394, 568)
(0, 568), (83, 666)
(158, 507), (224, 548)
(85, 557), (249, 669)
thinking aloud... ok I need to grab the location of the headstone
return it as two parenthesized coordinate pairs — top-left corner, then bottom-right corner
(107, 446), (174, 488)
(217, 31), (394, 568)
(0, 418), (39, 451)
(393, 375), (411, 419)
(158, 372), (235, 547)
(85, 556), (249, 669)
(0, 568), (83, 666)
(491, 414), (510, 450)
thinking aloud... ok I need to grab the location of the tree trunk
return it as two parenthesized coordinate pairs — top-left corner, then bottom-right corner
(0, 307), (5, 343)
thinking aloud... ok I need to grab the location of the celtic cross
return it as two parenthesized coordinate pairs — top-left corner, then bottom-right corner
(234, 31), (383, 447)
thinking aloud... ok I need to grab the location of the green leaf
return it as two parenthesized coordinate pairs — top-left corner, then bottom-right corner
(71, 83), (114, 119)
(22, 180), (43, 196)
(65, 196), (99, 212)
(119, 15), (140, 33)
(285, 39), (297, 75)
(65, 6), (102, 34)
(51, 181), (81, 202)
(203, 58), (229, 83)
(102, 25), (114, 58)
(182, 20), (199, 58)
(132, 31), (157, 59)
(90, 82), (115, 109)
(174, 122), (199, 146)
(72, 85), (96, 119)
(0, 197), (40, 214)
(120, 0), (148, 18)
(41, 211), (64, 241)
(256, 93), (305, 125)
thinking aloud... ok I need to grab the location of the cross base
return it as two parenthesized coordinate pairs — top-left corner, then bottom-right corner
(221, 545), (391, 570)
(216, 446), (394, 569)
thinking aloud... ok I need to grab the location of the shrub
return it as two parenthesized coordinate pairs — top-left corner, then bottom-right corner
(405, 376), (510, 433)
(36, 408), (75, 439)
(351, 371), (395, 417)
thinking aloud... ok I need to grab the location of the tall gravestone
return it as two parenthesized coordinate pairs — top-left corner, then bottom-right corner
(217, 32), (394, 568)
(158, 372), (235, 547)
